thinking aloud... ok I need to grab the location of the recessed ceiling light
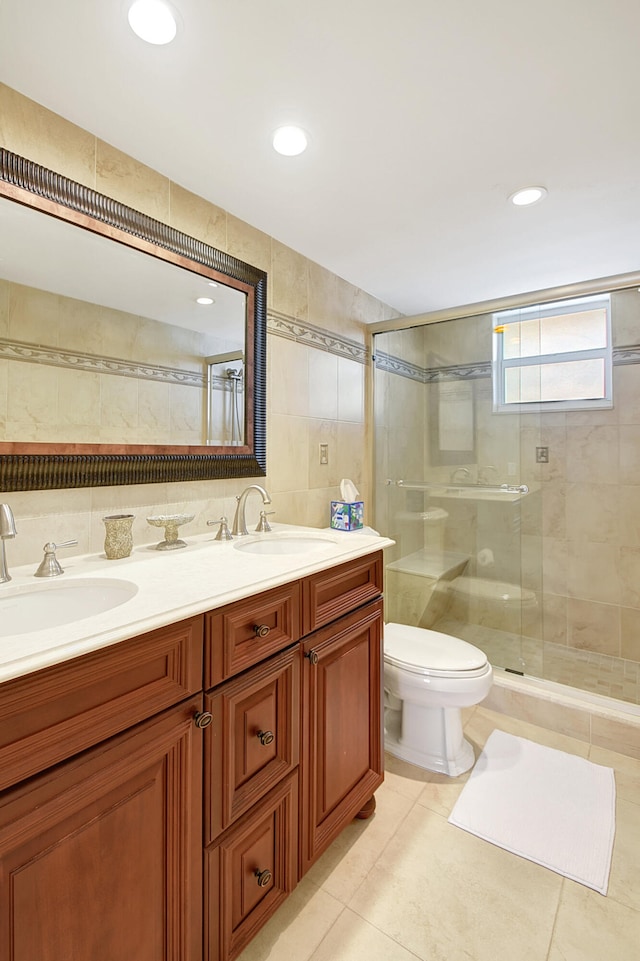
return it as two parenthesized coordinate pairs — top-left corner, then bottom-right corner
(196, 297), (214, 305)
(272, 125), (308, 157)
(128, 0), (177, 45)
(509, 186), (548, 207)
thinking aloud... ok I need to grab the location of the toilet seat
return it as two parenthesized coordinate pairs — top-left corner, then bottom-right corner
(384, 622), (489, 679)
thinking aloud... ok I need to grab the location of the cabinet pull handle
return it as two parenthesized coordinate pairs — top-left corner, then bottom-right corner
(194, 711), (213, 729)
(305, 649), (319, 666)
(257, 730), (275, 746)
(255, 868), (272, 888)
(254, 624), (270, 638)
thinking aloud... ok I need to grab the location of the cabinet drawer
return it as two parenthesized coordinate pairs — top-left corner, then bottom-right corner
(205, 582), (301, 687)
(204, 645), (300, 843)
(302, 551), (383, 634)
(0, 615), (204, 792)
(205, 773), (298, 961)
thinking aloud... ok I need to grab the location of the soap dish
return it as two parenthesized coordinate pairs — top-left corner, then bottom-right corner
(147, 513), (195, 550)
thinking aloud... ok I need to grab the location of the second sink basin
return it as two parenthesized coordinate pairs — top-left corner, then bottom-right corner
(0, 577), (139, 637)
(234, 533), (339, 556)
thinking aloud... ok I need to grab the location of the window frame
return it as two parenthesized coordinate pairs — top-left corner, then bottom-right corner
(492, 294), (613, 413)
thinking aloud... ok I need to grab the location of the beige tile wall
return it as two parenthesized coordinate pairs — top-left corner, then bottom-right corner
(0, 83), (401, 565)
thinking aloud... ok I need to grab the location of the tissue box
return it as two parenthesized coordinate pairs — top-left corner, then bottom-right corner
(330, 500), (364, 531)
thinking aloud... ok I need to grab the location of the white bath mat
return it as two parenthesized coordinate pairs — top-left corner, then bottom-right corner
(448, 729), (616, 894)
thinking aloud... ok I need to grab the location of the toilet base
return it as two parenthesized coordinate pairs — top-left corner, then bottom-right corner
(384, 705), (476, 777)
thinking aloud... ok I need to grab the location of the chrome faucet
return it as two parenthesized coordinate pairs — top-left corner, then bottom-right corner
(232, 485), (272, 536)
(0, 504), (17, 583)
(449, 467), (471, 484)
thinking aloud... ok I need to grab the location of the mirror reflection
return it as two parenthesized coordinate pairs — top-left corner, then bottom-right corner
(0, 198), (247, 448)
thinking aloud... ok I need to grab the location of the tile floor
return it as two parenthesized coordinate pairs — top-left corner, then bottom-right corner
(238, 705), (640, 961)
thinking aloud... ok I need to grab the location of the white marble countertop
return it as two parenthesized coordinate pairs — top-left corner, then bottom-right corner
(0, 523), (394, 684)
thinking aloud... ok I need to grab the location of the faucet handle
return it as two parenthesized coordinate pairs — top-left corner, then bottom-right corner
(34, 539), (79, 578)
(207, 516), (233, 541)
(255, 510), (275, 533)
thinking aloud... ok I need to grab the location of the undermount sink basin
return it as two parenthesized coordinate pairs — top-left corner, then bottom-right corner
(0, 577), (138, 637)
(234, 533), (339, 556)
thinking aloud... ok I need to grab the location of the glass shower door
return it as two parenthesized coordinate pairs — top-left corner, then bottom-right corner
(373, 317), (542, 680)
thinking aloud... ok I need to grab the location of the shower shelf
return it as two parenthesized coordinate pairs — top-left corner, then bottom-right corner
(390, 480), (529, 502)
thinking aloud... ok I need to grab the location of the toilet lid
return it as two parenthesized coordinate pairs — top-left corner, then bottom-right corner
(384, 622), (488, 676)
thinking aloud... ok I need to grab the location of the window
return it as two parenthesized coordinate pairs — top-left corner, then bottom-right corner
(492, 294), (612, 412)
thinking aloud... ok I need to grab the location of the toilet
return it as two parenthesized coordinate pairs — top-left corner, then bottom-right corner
(383, 622), (493, 777)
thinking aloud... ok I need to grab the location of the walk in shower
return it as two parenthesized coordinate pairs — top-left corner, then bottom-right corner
(373, 282), (640, 709)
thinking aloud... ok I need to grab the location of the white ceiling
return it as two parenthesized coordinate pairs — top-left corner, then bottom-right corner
(2, 0), (640, 318)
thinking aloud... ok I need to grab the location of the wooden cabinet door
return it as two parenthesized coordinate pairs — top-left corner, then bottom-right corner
(0, 696), (203, 961)
(205, 773), (298, 961)
(300, 599), (384, 875)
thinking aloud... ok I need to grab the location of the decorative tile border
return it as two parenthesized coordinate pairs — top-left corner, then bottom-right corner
(374, 350), (491, 383)
(613, 345), (640, 366)
(375, 345), (640, 383)
(267, 309), (369, 365)
(0, 337), (207, 388)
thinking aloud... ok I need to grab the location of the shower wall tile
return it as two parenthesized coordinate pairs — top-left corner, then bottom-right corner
(541, 537), (568, 595)
(565, 483), (619, 544)
(565, 405), (618, 427)
(566, 598), (621, 656)
(567, 541), (620, 605)
(618, 488), (640, 547)
(611, 287), (640, 347)
(520, 534), (543, 592)
(542, 593), (568, 645)
(521, 594), (543, 640)
(538, 425), (568, 483)
(618, 547), (640, 609)
(541, 482), (566, 538)
(614, 364), (640, 424)
(565, 425), (620, 485)
(619, 425), (640, 484)
(518, 426), (543, 484)
(620, 608), (640, 662)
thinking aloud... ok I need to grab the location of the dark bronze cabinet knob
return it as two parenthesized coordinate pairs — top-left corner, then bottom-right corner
(257, 730), (275, 746)
(255, 868), (272, 887)
(254, 624), (270, 638)
(194, 711), (213, 729)
(305, 649), (319, 666)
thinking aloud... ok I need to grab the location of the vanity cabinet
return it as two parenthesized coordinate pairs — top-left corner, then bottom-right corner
(0, 694), (203, 961)
(0, 549), (384, 961)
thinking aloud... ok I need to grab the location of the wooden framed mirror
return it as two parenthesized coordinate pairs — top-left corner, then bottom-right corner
(0, 148), (267, 491)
